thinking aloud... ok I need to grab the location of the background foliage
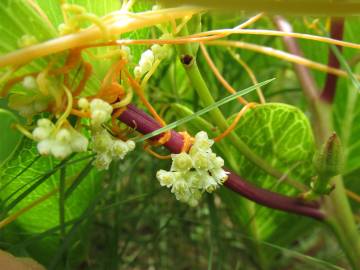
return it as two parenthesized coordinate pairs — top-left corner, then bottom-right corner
(0, 1), (359, 269)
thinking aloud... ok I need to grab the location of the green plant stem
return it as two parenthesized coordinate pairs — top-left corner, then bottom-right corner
(176, 27), (304, 191)
(177, 25), (272, 270)
(317, 104), (360, 270)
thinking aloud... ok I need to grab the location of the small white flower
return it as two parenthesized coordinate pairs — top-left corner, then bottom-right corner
(22, 76), (37, 89)
(201, 173), (218, 193)
(171, 152), (192, 172)
(92, 130), (113, 152)
(91, 127), (135, 170)
(126, 140), (136, 151)
(151, 44), (169, 60)
(93, 153), (112, 170)
(90, 99), (113, 127)
(56, 128), (71, 143)
(192, 151), (210, 170)
(70, 130), (89, 152)
(191, 131), (214, 152)
(210, 168), (229, 184)
(121, 46), (133, 62)
(33, 127), (51, 141)
(78, 98), (89, 110)
(38, 118), (54, 128)
(51, 140), (73, 159)
(37, 139), (52, 155)
(172, 179), (190, 199)
(156, 170), (175, 188)
(112, 140), (130, 159)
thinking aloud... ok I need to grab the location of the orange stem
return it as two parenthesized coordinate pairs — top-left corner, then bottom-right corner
(214, 102), (256, 142)
(199, 43), (248, 105)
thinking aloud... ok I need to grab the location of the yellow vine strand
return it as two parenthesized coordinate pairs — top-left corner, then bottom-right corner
(206, 40), (360, 80)
(228, 49), (266, 104)
(199, 43), (248, 105)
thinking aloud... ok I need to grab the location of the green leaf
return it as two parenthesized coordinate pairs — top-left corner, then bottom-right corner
(0, 138), (100, 265)
(227, 103), (316, 251)
(0, 109), (21, 165)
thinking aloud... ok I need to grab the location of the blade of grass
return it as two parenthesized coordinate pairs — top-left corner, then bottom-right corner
(136, 78), (275, 142)
(1, 154), (95, 206)
(64, 160), (94, 199)
(59, 167), (66, 240)
(3, 154), (75, 213)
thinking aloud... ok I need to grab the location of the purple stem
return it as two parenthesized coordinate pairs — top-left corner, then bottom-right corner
(118, 104), (325, 220)
(320, 18), (345, 103)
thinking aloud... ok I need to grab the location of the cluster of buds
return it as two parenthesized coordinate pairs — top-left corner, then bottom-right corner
(156, 131), (228, 206)
(91, 129), (135, 170)
(78, 98), (113, 127)
(78, 97), (135, 170)
(134, 44), (170, 79)
(32, 119), (88, 159)
(8, 76), (51, 117)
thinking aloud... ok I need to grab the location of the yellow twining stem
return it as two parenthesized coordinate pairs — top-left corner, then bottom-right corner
(144, 144), (172, 160)
(140, 59), (161, 89)
(124, 69), (166, 127)
(346, 189), (360, 204)
(187, 29), (360, 50)
(228, 49), (266, 104)
(206, 40), (360, 80)
(199, 43), (248, 105)
(0, 7), (202, 68)
(214, 102), (256, 142)
(179, 131), (194, 153)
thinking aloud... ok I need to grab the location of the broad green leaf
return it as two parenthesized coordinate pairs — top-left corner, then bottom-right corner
(0, 109), (21, 165)
(0, 138), (100, 265)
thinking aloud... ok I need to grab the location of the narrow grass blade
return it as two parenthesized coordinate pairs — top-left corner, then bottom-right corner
(136, 78), (275, 142)
(65, 160), (94, 199)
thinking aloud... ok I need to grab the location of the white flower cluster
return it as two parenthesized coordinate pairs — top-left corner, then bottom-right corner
(78, 98), (113, 127)
(156, 131), (228, 207)
(77, 98), (135, 170)
(92, 129), (135, 170)
(32, 119), (88, 159)
(134, 44), (170, 79)
(8, 76), (50, 117)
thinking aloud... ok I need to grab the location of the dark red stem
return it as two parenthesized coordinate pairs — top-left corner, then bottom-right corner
(118, 104), (325, 220)
(320, 18), (345, 103)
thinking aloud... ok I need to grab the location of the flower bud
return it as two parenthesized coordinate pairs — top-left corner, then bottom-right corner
(78, 98), (89, 110)
(126, 140), (136, 151)
(22, 76), (37, 89)
(156, 170), (175, 188)
(71, 131), (89, 152)
(56, 128), (71, 143)
(51, 141), (72, 159)
(171, 152), (193, 172)
(192, 151), (210, 170)
(33, 127), (51, 141)
(314, 132), (344, 178)
(93, 154), (112, 170)
(37, 139), (52, 155)
(113, 140), (129, 159)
